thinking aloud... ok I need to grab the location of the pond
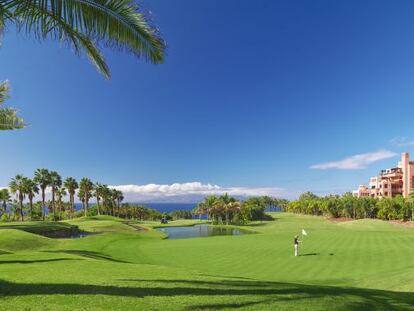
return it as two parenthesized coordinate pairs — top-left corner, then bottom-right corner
(70, 231), (96, 239)
(157, 224), (250, 239)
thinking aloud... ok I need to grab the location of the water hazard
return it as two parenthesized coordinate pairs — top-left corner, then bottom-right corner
(157, 224), (250, 239)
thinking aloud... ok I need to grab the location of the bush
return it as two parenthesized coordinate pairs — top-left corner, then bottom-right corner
(0, 214), (9, 222)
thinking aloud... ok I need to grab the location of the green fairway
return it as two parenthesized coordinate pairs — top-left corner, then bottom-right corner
(0, 213), (413, 310)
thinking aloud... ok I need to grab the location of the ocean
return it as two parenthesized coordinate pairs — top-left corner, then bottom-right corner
(74, 202), (197, 213)
(74, 203), (281, 213)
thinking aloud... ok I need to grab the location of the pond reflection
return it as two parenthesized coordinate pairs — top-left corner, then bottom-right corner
(157, 224), (250, 239)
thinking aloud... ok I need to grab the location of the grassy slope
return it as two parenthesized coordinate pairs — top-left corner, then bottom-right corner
(0, 213), (413, 310)
(0, 221), (77, 235)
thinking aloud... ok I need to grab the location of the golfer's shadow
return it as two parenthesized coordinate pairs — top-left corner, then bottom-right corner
(299, 253), (334, 256)
(299, 253), (320, 256)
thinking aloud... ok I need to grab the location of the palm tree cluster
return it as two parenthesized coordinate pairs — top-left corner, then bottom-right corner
(193, 194), (284, 225)
(118, 204), (162, 221)
(4, 169), (124, 221)
(287, 191), (414, 221)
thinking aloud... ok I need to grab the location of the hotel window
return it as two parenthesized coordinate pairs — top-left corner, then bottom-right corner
(384, 192), (388, 196)
(384, 184), (388, 188)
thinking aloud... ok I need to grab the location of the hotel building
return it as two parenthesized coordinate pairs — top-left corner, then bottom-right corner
(353, 152), (414, 198)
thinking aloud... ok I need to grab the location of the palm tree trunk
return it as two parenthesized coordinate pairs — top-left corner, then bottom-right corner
(29, 197), (33, 218)
(84, 195), (88, 217)
(70, 194), (74, 218)
(19, 193), (23, 222)
(52, 188), (56, 221)
(42, 188), (46, 221)
(97, 197), (101, 215)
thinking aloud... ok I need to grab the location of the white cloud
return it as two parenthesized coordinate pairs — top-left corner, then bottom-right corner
(110, 182), (291, 202)
(310, 150), (397, 170)
(389, 137), (414, 147)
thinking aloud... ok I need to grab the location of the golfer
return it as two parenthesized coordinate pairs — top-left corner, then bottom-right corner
(294, 235), (300, 256)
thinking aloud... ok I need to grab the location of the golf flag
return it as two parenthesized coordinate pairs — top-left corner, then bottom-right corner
(302, 229), (307, 236)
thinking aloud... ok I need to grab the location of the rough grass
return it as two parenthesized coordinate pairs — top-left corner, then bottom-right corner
(0, 213), (413, 310)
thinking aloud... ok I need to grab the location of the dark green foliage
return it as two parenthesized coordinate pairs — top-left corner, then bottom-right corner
(288, 192), (414, 221)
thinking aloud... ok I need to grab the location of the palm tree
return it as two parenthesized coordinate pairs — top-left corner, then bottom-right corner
(201, 196), (218, 222)
(34, 169), (51, 220)
(93, 183), (106, 216)
(112, 189), (124, 217)
(77, 188), (86, 214)
(194, 202), (207, 221)
(218, 193), (236, 225)
(1, 0), (165, 79)
(79, 178), (94, 217)
(64, 177), (78, 218)
(101, 185), (112, 215)
(227, 201), (242, 224)
(55, 187), (67, 216)
(0, 81), (25, 130)
(0, 188), (11, 214)
(24, 179), (39, 218)
(9, 174), (27, 221)
(49, 171), (62, 220)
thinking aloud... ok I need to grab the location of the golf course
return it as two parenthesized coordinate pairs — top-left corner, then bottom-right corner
(0, 213), (413, 310)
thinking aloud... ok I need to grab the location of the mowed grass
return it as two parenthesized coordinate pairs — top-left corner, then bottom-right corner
(0, 213), (413, 310)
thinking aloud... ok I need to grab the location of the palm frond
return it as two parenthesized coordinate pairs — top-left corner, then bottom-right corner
(0, 80), (10, 105)
(4, 0), (165, 77)
(0, 107), (26, 130)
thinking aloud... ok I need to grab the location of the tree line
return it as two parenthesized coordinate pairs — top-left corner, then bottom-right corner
(193, 194), (289, 225)
(0, 169), (124, 221)
(287, 191), (414, 221)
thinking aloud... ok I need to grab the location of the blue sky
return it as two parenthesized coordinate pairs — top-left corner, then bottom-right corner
(2, 0), (414, 201)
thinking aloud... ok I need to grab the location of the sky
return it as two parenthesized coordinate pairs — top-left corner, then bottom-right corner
(2, 0), (414, 202)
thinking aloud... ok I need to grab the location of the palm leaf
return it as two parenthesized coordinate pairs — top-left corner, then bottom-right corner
(0, 107), (25, 130)
(0, 81), (26, 130)
(0, 80), (10, 105)
(3, 0), (165, 77)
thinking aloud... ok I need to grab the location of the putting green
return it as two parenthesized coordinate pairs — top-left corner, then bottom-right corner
(0, 213), (413, 310)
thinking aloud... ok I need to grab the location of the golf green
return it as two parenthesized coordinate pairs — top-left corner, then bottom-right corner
(0, 213), (413, 310)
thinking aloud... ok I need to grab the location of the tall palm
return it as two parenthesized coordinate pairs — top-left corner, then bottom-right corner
(64, 177), (78, 218)
(218, 193), (236, 225)
(77, 188), (86, 213)
(112, 189), (124, 217)
(24, 179), (39, 217)
(49, 171), (62, 220)
(202, 195), (218, 222)
(79, 178), (94, 217)
(0, 188), (11, 213)
(194, 202), (206, 221)
(9, 174), (27, 221)
(1, 0), (165, 79)
(101, 185), (112, 215)
(93, 183), (106, 216)
(55, 187), (67, 215)
(34, 169), (51, 220)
